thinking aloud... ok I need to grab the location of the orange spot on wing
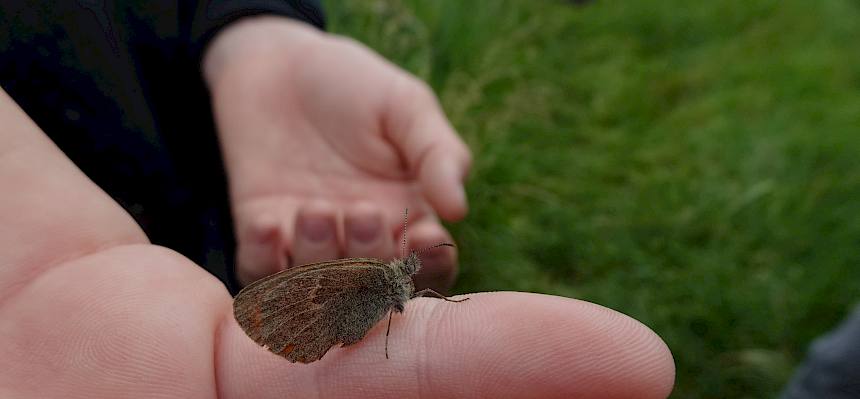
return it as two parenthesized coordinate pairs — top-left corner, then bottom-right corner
(250, 306), (262, 333)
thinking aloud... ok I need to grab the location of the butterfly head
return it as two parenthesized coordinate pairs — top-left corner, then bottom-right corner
(400, 252), (422, 276)
(398, 243), (455, 276)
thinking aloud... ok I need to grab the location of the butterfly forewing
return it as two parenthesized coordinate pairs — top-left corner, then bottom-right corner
(233, 258), (397, 363)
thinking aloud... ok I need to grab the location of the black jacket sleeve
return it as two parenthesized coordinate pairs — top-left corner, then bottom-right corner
(0, 1), (325, 293)
(188, 1), (325, 63)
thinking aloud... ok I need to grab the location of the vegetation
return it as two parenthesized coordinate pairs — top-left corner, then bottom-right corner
(326, 1), (860, 397)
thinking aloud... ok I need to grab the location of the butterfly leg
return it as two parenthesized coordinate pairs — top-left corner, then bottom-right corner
(385, 309), (393, 359)
(412, 288), (469, 302)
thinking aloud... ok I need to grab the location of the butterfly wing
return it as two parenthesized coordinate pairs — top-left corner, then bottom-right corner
(233, 259), (396, 363)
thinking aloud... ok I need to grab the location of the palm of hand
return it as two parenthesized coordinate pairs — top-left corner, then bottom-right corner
(206, 22), (468, 286)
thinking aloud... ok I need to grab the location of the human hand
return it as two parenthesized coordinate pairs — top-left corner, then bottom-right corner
(0, 89), (674, 398)
(202, 17), (471, 289)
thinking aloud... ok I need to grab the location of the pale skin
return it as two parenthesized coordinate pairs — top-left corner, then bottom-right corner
(204, 17), (472, 290)
(0, 16), (675, 398)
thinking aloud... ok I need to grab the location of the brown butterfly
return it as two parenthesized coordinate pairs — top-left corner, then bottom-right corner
(232, 210), (468, 363)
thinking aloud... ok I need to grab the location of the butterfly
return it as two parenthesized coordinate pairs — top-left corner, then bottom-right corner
(232, 210), (468, 363)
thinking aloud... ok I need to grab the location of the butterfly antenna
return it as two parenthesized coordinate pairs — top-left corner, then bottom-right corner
(401, 208), (408, 258)
(416, 242), (456, 255)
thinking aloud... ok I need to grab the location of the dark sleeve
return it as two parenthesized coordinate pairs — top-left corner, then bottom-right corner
(780, 305), (860, 399)
(188, 0), (326, 62)
(0, 1), (324, 293)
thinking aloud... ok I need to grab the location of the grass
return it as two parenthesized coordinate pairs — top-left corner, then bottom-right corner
(325, 1), (860, 397)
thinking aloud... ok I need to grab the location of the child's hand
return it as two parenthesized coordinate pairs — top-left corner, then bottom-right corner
(203, 17), (471, 289)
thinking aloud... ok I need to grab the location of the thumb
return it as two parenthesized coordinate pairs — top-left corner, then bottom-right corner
(384, 75), (472, 221)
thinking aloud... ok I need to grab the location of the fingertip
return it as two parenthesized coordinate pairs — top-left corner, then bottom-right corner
(292, 203), (341, 266)
(411, 292), (676, 399)
(418, 148), (470, 221)
(384, 75), (471, 221)
(649, 335), (676, 398)
(236, 214), (287, 285)
(344, 203), (394, 260)
(248, 213), (282, 243)
(344, 203), (383, 244)
(406, 220), (457, 292)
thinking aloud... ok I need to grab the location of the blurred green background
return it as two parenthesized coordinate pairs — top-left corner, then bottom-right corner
(324, 1), (860, 397)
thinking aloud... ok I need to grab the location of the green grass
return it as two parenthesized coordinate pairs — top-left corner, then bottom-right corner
(325, 1), (860, 397)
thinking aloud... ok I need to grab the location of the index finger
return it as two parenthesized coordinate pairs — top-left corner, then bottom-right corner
(383, 75), (472, 222)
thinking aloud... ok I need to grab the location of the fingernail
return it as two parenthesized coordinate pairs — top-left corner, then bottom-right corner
(299, 215), (333, 242)
(445, 162), (468, 209)
(453, 184), (467, 210)
(249, 214), (280, 243)
(348, 216), (381, 244)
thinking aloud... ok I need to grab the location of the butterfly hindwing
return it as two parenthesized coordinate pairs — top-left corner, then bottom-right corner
(234, 259), (397, 363)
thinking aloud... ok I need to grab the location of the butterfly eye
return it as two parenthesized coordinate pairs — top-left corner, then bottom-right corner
(404, 253), (421, 275)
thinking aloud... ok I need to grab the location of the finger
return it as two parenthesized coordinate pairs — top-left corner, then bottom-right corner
(384, 75), (472, 221)
(417, 143), (471, 220)
(404, 217), (457, 292)
(236, 212), (287, 285)
(291, 203), (341, 266)
(344, 203), (394, 260)
(218, 292), (675, 399)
